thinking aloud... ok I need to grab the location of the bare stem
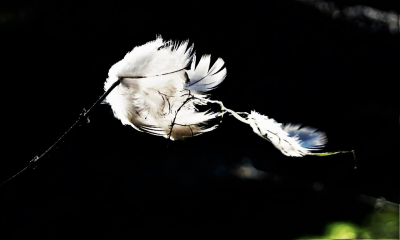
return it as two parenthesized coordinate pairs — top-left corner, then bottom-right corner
(200, 98), (251, 125)
(0, 78), (123, 187)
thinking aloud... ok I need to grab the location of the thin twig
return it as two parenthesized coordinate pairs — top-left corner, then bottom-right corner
(200, 98), (251, 124)
(352, 150), (357, 169)
(0, 78), (123, 187)
(166, 91), (195, 147)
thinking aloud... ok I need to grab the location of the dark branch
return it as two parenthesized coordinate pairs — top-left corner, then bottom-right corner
(0, 78), (123, 187)
(118, 67), (186, 79)
(166, 90), (194, 146)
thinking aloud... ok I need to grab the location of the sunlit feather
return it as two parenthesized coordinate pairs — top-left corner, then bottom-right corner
(104, 36), (331, 156)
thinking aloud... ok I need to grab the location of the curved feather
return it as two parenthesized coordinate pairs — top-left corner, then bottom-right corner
(104, 36), (223, 140)
(185, 55), (227, 93)
(247, 111), (327, 157)
(283, 124), (327, 150)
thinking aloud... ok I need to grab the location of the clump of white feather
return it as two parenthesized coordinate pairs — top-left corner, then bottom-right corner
(103, 36), (335, 157)
(104, 36), (227, 140)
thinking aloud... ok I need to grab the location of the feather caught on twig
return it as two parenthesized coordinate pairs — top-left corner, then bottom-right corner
(0, 36), (354, 187)
(103, 36), (348, 157)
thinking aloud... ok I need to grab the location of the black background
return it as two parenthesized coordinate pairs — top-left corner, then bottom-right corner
(1, 0), (399, 238)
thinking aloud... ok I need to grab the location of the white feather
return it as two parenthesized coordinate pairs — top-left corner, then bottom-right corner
(104, 36), (226, 140)
(186, 55), (227, 92)
(103, 36), (331, 157)
(247, 111), (327, 157)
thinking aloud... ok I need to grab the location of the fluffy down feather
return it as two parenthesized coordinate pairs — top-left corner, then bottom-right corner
(104, 36), (227, 140)
(247, 111), (327, 157)
(103, 36), (330, 157)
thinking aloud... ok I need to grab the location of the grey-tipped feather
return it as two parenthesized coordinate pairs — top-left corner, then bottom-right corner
(283, 124), (327, 150)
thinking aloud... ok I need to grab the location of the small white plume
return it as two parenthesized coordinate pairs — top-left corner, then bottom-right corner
(247, 111), (327, 157)
(104, 36), (226, 140)
(103, 36), (337, 157)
